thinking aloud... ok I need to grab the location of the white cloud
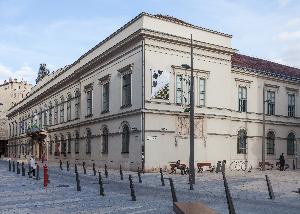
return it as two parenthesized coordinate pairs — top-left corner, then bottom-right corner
(287, 18), (300, 27)
(274, 31), (300, 42)
(278, 0), (292, 6)
(0, 63), (35, 84)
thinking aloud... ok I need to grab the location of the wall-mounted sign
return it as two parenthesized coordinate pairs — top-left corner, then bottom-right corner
(151, 69), (169, 100)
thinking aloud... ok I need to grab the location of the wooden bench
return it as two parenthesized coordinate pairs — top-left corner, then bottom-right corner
(170, 163), (187, 174)
(197, 163), (214, 173)
(258, 162), (274, 170)
(174, 202), (217, 214)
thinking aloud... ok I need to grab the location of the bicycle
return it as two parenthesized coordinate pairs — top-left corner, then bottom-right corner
(229, 160), (252, 172)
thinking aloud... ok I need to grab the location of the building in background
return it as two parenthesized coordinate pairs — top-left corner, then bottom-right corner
(0, 78), (32, 157)
(6, 13), (300, 170)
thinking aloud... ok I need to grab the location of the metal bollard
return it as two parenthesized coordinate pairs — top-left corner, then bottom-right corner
(265, 175), (275, 200)
(8, 160), (11, 171)
(129, 175), (136, 201)
(293, 160), (296, 170)
(75, 164), (78, 174)
(93, 163), (96, 176)
(120, 165), (123, 180)
(36, 164), (40, 180)
(160, 168), (165, 186)
(137, 167), (142, 183)
(76, 172), (81, 191)
(104, 164), (108, 178)
(59, 160), (63, 170)
(22, 162), (25, 176)
(83, 162), (86, 174)
(43, 165), (48, 187)
(67, 161), (69, 171)
(17, 162), (20, 174)
(98, 171), (105, 196)
(163, 178), (178, 203)
(222, 171), (236, 214)
(12, 161), (15, 172)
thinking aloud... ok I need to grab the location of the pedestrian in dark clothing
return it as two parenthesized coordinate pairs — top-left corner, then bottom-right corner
(279, 153), (285, 171)
(176, 160), (186, 175)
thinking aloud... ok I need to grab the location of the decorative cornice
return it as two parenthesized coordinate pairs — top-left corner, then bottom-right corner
(99, 74), (111, 85)
(118, 64), (134, 75)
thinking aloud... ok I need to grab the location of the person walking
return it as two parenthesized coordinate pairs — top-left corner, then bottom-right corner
(279, 153), (285, 171)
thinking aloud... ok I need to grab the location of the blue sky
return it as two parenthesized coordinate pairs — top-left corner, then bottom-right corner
(0, 0), (300, 85)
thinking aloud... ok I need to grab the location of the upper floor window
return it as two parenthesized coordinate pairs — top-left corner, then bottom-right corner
(267, 131), (275, 155)
(75, 131), (79, 154)
(39, 108), (43, 129)
(86, 128), (91, 154)
(121, 124), (130, 153)
(44, 105), (48, 129)
(238, 86), (247, 112)
(102, 127), (109, 154)
(287, 132), (295, 155)
(199, 78), (205, 107)
(122, 74), (131, 107)
(49, 102), (53, 126)
(67, 94), (72, 121)
(86, 89), (93, 116)
(102, 82), (110, 113)
(54, 100), (58, 125)
(60, 96), (65, 123)
(75, 90), (80, 119)
(237, 129), (247, 154)
(267, 91), (275, 115)
(288, 94), (295, 117)
(176, 75), (183, 104)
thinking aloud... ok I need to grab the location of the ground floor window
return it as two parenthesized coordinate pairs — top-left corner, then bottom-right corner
(267, 131), (275, 155)
(237, 129), (247, 154)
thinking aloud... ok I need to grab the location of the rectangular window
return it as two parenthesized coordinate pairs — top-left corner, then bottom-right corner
(176, 75), (183, 104)
(288, 94), (295, 117)
(67, 99), (71, 121)
(199, 78), (205, 107)
(39, 111), (42, 129)
(238, 86), (247, 112)
(122, 74), (131, 106)
(102, 82), (109, 112)
(86, 90), (93, 116)
(54, 104), (58, 125)
(75, 95), (80, 119)
(60, 103), (64, 123)
(75, 132), (79, 154)
(49, 107), (52, 126)
(267, 91), (275, 115)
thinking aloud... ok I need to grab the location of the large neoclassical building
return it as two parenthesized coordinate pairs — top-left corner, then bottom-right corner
(7, 13), (300, 170)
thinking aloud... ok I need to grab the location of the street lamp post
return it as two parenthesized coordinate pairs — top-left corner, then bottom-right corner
(181, 34), (195, 184)
(262, 85), (266, 171)
(262, 84), (270, 171)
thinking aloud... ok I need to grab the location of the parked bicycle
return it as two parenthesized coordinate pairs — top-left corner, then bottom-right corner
(229, 160), (252, 172)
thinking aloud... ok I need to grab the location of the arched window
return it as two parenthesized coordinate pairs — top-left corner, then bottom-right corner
(287, 132), (295, 155)
(60, 96), (64, 123)
(75, 90), (80, 119)
(61, 134), (66, 155)
(122, 124), (130, 153)
(54, 100), (58, 125)
(86, 128), (91, 154)
(237, 129), (247, 154)
(267, 131), (275, 155)
(67, 93), (72, 121)
(102, 127), (109, 154)
(49, 102), (52, 126)
(75, 131), (79, 154)
(67, 133), (71, 154)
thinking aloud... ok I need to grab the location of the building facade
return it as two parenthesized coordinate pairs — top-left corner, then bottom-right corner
(6, 13), (300, 170)
(0, 78), (32, 156)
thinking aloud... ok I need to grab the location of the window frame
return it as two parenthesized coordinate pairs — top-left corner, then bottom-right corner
(237, 129), (247, 154)
(287, 132), (295, 155)
(122, 73), (132, 107)
(288, 93), (295, 117)
(121, 124), (130, 154)
(102, 82), (110, 113)
(266, 131), (275, 155)
(267, 91), (275, 115)
(238, 86), (247, 112)
(102, 127), (109, 154)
